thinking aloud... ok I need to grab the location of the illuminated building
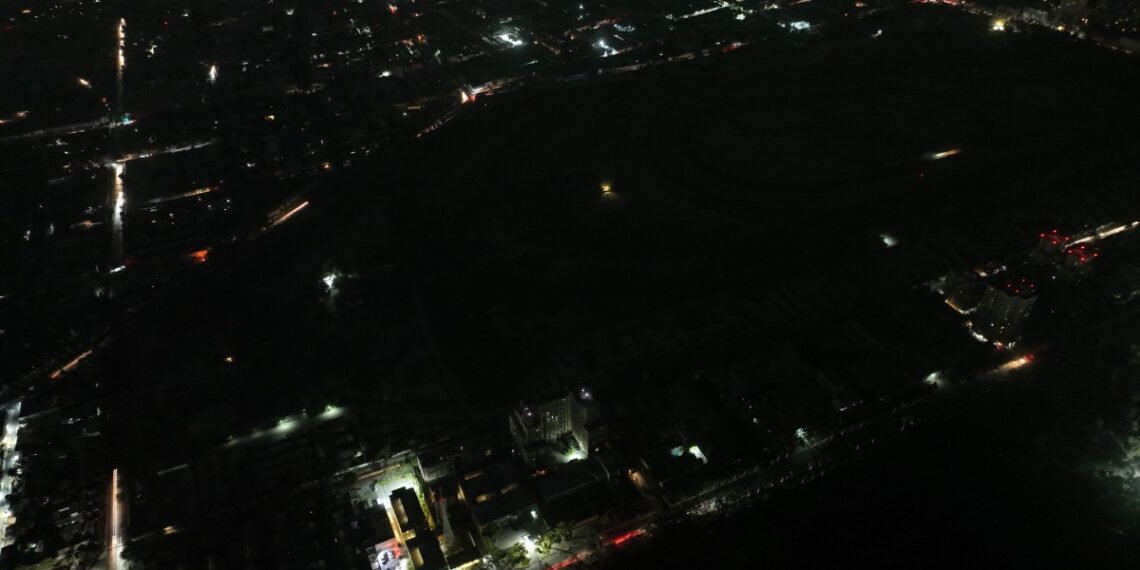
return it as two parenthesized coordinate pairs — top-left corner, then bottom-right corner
(509, 387), (605, 466)
(390, 487), (430, 538)
(974, 280), (1036, 342)
(944, 269), (985, 313)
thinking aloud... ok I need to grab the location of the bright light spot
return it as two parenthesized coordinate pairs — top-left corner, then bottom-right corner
(872, 29), (883, 38)
(497, 32), (524, 47)
(795, 428), (809, 442)
(270, 201), (309, 227)
(924, 371), (943, 386)
(521, 535), (537, 555)
(600, 181), (612, 193)
(991, 19), (1006, 32)
(77, 78), (91, 88)
(880, 233), (899, 248)
(530, 508), (539, 519)
(207, 64), (218, 84)
(998, 354), (1033, 372)
(322, 272), (339, 290)
(736, 13), (746, 21)
(930, 148), (961, 160)
(789, 21), (811, 31)
(670, 446), (684, 457)
(110, 265), (126, 274)
(687, 445), (707, 463)
(380, 70), (392, 78)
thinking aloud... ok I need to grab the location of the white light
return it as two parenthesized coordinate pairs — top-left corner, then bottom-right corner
(736, 13), (746, 21)
(380, 70), (392, 77)
(521, 535), (537, 555)
(789, 21), (811, 31)
(497, 33), (523, 47)
(795, 428), (808, 441)
(687, 445), (707, 463)
(991, 19), (1006, 32)
(322, 272), (339, 290)
(207, 64), (218, 84)
(880, 233), (899, 248)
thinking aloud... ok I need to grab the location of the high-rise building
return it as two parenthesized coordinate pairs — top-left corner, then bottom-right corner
(570, 387), (606, 455)
(509, 387), (605, 465)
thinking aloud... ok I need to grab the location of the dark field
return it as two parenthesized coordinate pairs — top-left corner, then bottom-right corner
(117, 6), (1140, 489)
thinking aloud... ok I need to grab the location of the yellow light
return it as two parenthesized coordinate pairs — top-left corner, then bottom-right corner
(600, 182), (612, 193)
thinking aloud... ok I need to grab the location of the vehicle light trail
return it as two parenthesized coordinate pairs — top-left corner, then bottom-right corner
(609, 528), (644, 546)
(48, 348), (95, 379)
(0, 400), (22, 551)
(930, 148), (961, 160)
(269, 200), (309, 227)
(108, 468), (124, 570)
(549, 556), (578, 570)
(137, 185), (217, 206)
(1067, 221), (1139, 247)
(0, 110), (29, 125)
(110, 162), (125, 263)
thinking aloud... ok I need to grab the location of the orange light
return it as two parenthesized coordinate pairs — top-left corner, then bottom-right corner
(188, 249), (209, 264)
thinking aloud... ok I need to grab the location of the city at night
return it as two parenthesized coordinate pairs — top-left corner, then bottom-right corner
(1, 0), (1139, 568)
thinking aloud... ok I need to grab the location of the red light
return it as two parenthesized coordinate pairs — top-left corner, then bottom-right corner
(610, 529), (644, 546)
(549, 557), (579, 570)
(388, 4), (398, 14)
